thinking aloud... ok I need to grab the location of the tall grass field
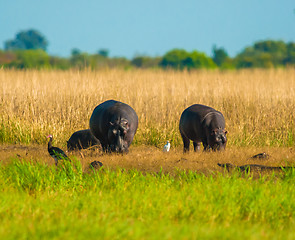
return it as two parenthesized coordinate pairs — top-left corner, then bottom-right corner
(0, 68), (294, 147)
(0, 68), (295, 239)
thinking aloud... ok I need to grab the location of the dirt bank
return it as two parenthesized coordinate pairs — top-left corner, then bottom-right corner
(1, 144), (294, 176)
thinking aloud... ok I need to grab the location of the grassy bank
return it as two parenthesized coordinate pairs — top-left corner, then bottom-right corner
(0, 68), (294, 147)
(0, 159), (294, 239)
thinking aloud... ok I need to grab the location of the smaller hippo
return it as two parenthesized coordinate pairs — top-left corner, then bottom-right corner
(67, 129), (101, 151)
(179, 104), (227, 152)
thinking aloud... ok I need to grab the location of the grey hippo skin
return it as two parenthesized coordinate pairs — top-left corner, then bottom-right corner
(89, 100), (138, 153)
(67, 129), (100, 151)
(179, 104), (227, 152)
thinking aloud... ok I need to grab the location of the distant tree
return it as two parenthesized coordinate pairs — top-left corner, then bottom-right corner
(7, 49), (50, 69)
(106, 57), (131, 69)
(284, 42), (295, 65)
(254, 40), (287, 66)
(235, 40), (290, 68)
(187, 51), (216, 69)
(235, 46), (273, 68)
(71, 48), (81, 56)
(253, 40), (286, 54)
(69, 48), (89, 68)
(49, 56), (71, 70)
(212, 45), (229, 66)
(131, 56), (161, 68)
(4, 29), (48, 51)
(160, 49), (190, 70)
(4, 39), (25, 50)
(131, 56), (144, 67)
(0, 50), (17, 66)
(97, 49), (109, 58)
(160, 49), (216, 70)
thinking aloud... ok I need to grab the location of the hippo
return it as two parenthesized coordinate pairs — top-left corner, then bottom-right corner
(89, 100), (138, 153)
(179, 104), (227, 152)
(67, 129), (101, 151)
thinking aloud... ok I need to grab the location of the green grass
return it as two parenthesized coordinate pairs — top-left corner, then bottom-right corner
(0, 159), (295, 239)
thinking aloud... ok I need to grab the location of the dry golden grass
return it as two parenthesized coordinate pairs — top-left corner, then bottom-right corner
(0, 68), (294, 148)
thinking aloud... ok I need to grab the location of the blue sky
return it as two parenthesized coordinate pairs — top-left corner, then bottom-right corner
(0, 0), (294, 58)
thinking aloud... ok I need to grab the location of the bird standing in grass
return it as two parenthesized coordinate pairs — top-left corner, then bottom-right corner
(163, 140), (171, 152)
(47, 134), (70, 166)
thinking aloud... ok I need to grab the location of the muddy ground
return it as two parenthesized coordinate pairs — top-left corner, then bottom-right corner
(1, 144), (295, 176)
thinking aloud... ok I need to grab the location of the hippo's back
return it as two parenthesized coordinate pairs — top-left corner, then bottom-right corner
(182, 104), (218, 118)
(180, 104), (219, 128)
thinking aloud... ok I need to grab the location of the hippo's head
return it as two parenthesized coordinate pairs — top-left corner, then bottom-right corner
(108, 118), (129, 153)
(209, 128), (227, 151)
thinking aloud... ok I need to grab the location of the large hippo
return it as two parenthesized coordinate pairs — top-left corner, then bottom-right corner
(89, 100), (138, 153)
(179, 104), (227, 152)
(67, 129), (101, 151)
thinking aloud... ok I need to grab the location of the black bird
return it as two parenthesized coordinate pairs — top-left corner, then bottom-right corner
(47, 134), (70, 166)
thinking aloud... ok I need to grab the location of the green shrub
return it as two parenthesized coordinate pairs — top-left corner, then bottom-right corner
(160, 49), (216, 70)
(8, 49), (50, 69)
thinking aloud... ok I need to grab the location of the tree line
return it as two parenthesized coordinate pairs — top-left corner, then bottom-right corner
(0, 29), (294, 70)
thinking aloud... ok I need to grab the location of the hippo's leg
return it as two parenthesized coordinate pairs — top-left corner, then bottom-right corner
(100, 142), (108, 152)
(193, 142), (201, 152)
(180, 132), (190, 153)
(202, 141), (210, 151)
(67, 141), (73, 151)
(77, 140), (83, 149)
